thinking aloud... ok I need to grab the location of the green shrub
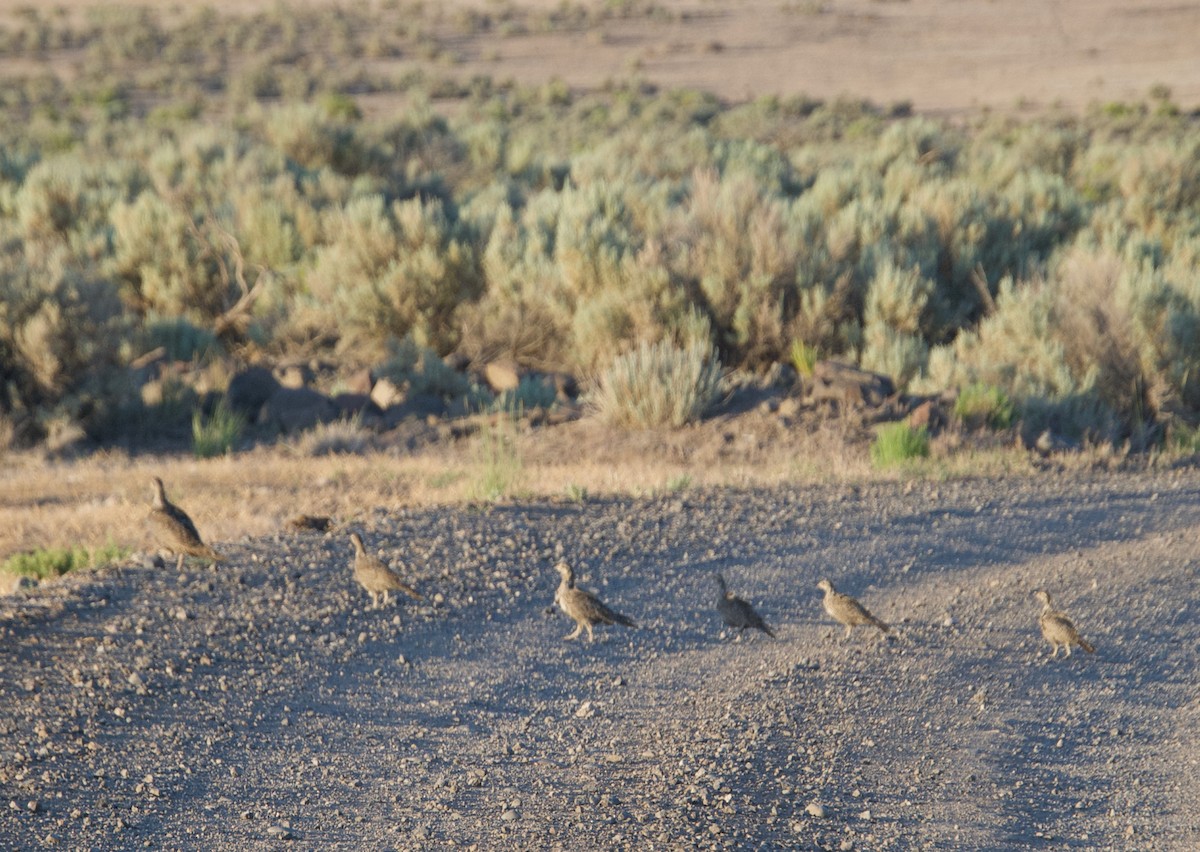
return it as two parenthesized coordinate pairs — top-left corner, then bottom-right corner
(2, 542), (128, 581)
(592, 340), (723, 428)
(954, 383), (1015, 430)
(192, 400), (245, 458)
(492, 376), (557, 416)
(870, 422), (930, 468)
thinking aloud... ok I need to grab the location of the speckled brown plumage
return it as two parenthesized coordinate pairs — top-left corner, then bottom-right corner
(1035, 589), (1095, 657)
(350, 533), (423, 610)
(716, 574), (775, 638)
(553, 561), (635, 642)
(148, 477), (223, 570)
(817, 578), (890, 638)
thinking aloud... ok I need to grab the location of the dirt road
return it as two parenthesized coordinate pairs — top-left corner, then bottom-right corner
(3, 469), (1199, 849)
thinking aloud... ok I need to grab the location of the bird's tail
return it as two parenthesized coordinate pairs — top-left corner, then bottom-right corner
(200, 546), (225, 563)
(764, 625), (778, 639)
(399, 582), (424, 601)
(871, 615), (891, 634)
(1079, 638), (1095, 654)
(613, 612), (636, 628)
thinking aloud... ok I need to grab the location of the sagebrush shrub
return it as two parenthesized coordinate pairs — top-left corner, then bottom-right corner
(592, 340), (723, 428)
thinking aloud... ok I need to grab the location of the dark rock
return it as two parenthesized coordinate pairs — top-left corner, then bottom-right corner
(332, 393), (382, 420)
(809, 361), (895, 408)
(227, 367), (280, 417)
(443, 352), (472, 373)
(382, 393), (447, 430)
(260, 387), (338, 433)
(549, 371), (579, 401)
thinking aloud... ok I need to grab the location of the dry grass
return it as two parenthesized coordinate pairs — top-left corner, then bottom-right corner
(0, 412), (1057, 564)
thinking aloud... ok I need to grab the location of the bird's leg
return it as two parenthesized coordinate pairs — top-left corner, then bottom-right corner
(370, 592), (379, 610)
(585, 624), (595, 643)
(1050, 644), (1059, 659)
(844, 625), (853, 640)
(383, 590), (391, 607)
(1064, 644), (1072, 657)
(175, 553), (185, 571)
(565, 623), (582, 641)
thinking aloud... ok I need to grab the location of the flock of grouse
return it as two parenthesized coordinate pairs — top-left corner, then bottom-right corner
(148, 477), (1097, 658)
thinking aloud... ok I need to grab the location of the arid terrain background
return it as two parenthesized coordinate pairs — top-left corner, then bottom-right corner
(3, 1), (1200, 848)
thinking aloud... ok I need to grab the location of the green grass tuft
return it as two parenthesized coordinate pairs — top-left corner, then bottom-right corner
(192, 401), (245, 458)
(870, 422), (931, 468)
(2, 543), (129, 581)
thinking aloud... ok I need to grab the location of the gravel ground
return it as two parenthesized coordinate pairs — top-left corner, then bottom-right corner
(2, 468), (1200, 850)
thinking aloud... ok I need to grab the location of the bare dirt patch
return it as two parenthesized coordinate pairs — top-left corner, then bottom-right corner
(2, 469), (1199, 847)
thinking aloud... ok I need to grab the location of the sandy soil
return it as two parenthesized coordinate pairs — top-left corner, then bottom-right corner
(2, 469), (1199, 848)
(1, 0), (1197, 114)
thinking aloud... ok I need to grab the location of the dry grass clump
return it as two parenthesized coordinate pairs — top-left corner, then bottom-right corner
(591, 340), (723, 429)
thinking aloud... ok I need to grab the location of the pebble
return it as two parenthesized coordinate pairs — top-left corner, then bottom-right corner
(806, 802), (826, 818)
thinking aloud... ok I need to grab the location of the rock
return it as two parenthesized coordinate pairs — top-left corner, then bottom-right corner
(331, 393), (382, 421)
(276, 364), (313, 389)
(370, 377), (405, 410)
(260, 387), (338, 434)
(806, 802), (826, 818)
(777, 397), (803, 420)
(484, 360), (521, 393)
(266, 824), (292, 839)
(1, 574), (37, 596)
(809, 361), (894, 408)
(500, 809), (518, 823)
(343, 367), (374, 396)
(906, 399), (946, 434)
(226, 366), (280, 416)
(382, 394), (447, 429)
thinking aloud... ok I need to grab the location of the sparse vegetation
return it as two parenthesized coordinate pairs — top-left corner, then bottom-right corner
(292, 416), (372, 457)
(0, 3), (1196, 453)
(2, 543), (128, 581)
(472, 421), (524, 501)
(954, 383), (1016, 431)
(870, 423), (930, 468)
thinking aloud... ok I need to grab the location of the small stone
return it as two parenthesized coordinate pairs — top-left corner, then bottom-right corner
(806, 802), (826, 818)
(858, 809), (872, 821)
(266, 824), (292, 840)
(174, 608), (189, 621)
(500, 809), (518, 823)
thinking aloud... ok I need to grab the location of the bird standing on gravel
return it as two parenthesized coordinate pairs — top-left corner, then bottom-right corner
(553, 561), (636, 642)
(716, 574), (775, 638)
(148, 476), (224, 570)
(817, 578), (891, 639)
(350, 533), (423, 610)
(1034, 589), (1095, 658)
